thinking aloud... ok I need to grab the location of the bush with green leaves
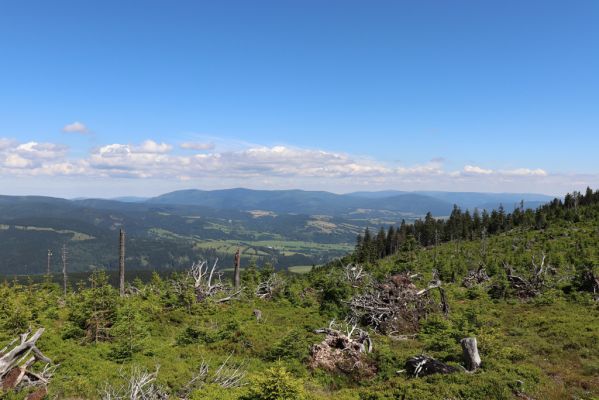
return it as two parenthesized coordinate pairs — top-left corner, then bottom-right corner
(241, 366), (306, 400)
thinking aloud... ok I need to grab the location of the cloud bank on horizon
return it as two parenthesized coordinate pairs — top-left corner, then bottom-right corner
(0, 132), (592, 197)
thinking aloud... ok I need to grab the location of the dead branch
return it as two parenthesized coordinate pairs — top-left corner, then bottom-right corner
(462, 265), (490, 288)
(100, 366), (167, 400)
(255, 273), (285, 300)
(343, 264), (369, 287)
(179, 355), (247, 398)
(0, 328), (57, 395)
(504, 253), (554, 298)
(183, 259), (242, 303)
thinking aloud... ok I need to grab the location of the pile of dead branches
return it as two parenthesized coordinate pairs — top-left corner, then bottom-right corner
(309, 320), (375, 378)
(348, 271), (448, 334)
(462, 265), (490, 288)
(181, 259), (242, 303)
(0, 328), (57, 399)
(504, 253), (554, 298)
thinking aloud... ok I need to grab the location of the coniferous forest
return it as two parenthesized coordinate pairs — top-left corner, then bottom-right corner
(1, 189), (598, 399)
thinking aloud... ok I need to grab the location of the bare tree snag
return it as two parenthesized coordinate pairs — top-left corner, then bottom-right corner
(460, 337), (481, 371)
(233, 248), (241, 291)
(185, 259), (241, 303)
(46, 249), (52, 276)
(0, 328), (57, 395)
(61, 244), (68, 296)
(119, 228), (126, 297)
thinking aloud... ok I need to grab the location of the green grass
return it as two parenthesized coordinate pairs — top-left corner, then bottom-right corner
(287, 265), (314, 274)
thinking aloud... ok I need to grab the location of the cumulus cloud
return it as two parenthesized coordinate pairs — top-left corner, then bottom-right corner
(0, 138), (83, 176)
(463, 165), (493, 175)
(180, 141), (215, 151)
(500, 168), (547, 177)
(0, 137), (576, 193)
(62, 121), (89, 134)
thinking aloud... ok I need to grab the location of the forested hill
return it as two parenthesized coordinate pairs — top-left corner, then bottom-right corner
(0, 190), (552, 275)
(354, 187), (599, 264)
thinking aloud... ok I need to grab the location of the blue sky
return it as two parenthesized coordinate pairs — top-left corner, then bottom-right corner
(0, 0), (597, 197)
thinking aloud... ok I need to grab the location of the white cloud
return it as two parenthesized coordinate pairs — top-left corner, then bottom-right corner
(180, 141), (215, 151)
(62, 121), (89, 134)
(16, 142), (68, 160)
(501, 168), (548, 177)
(463, 165), (493, 175)
(135, 140), (172, 154)
(0, 137), (580, 194)
(4, 154), (32, 168)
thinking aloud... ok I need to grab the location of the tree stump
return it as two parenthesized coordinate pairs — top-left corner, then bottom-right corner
(460, 337), (481, 371)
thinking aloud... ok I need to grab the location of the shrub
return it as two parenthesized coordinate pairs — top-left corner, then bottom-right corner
(242, 366), (306, 400)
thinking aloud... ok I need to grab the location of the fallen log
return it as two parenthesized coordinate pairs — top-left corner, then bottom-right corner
(404, 355), (458, 377)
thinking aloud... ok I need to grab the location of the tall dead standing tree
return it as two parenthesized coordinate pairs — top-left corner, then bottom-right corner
(61, 244), (68, 296)
(46, 249), (52, 276)
(233, 248), (241, 291)
(119, 228), (126, 297)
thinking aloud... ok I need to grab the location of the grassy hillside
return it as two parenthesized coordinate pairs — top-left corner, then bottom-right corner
(1, 198), (597, 399)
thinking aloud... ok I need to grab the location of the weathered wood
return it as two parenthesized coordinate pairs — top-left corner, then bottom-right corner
(119, 228), (126, 297)
(61, 244), (68, 296)
(0, 328), (55, 395)
(233, 248), (241, 290)
(253, 309), (262, 321)
(460, 337), (481, 371)
(405, 355), (458, 377)
(462, 265), (490, 288)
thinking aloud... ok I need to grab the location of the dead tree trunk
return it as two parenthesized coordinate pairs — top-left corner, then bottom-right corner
(460, 337), (481, 371)
(61, 244), (68, 296)
(233, 248), (241, 291)
(46, 249), (52, 276)
(119, 228), (126, 297)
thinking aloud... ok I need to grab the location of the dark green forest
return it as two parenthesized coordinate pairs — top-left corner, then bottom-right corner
(0, 189), (598, 399)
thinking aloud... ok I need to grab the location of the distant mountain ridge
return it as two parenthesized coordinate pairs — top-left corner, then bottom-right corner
(147, 188), (554, 216)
